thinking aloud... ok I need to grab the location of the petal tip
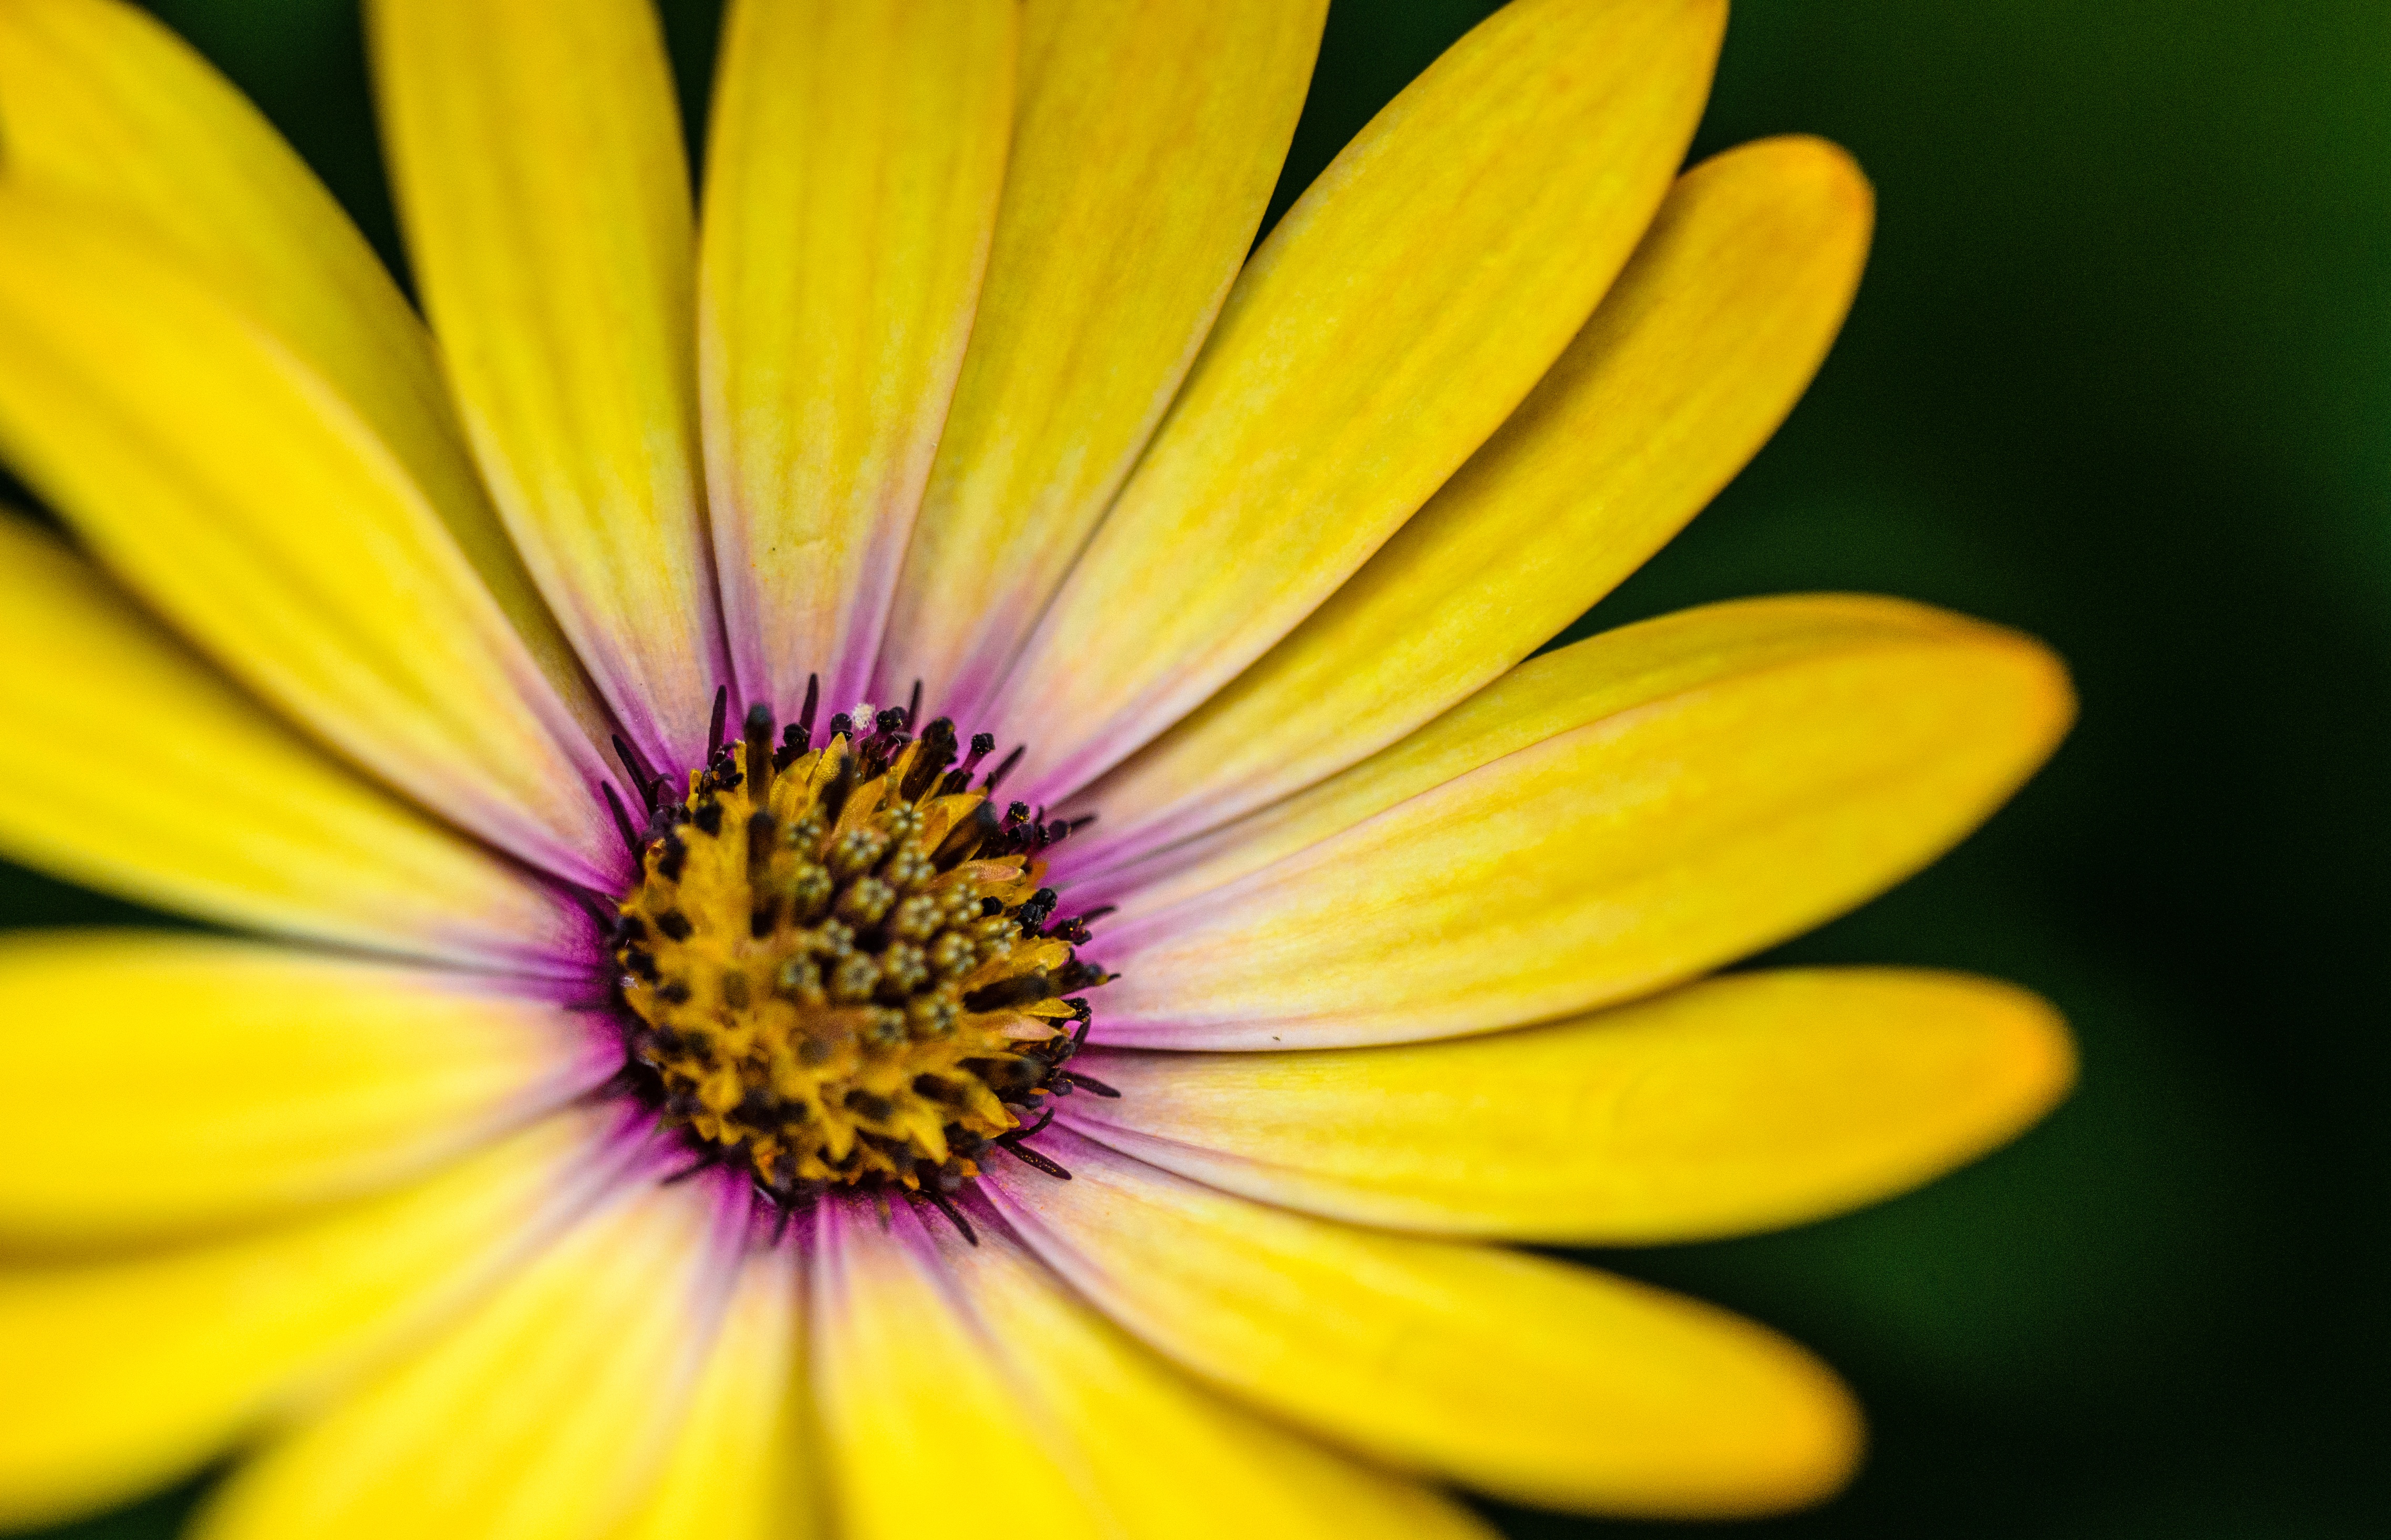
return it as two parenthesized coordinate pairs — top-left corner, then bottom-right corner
(1736, 1356), (1869, 1518)
(1968, 975), (2081, 1140)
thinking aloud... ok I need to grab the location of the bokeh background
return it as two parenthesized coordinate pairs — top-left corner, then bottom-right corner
(9, 0), (2388, 1535)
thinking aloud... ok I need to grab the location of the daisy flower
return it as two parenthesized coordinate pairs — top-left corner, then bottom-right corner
(0, 0), (2076, 1535)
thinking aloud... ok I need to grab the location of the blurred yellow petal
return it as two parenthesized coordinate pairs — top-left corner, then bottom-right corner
(1096, 595), (2074, 1048)
(1068, 968), (2074, 1244)
(0, 934), (617, 1246)
(823, 1199), (1485, 1537)
(368, 0), (727, 769)
(991, 0), (1725, 798)
(0, 0), (613, 751)
(0, 1110), (616, 1531)
(700, 0), (1016, 713)
(1082, 136), (1875, 852)
(879, 0), (1326, 720)
(943, 1196), (1499, 1540)
(992, 1132), (1862, 1518)
(196, 1174), (740, 1540)
(608, 1250), (816, 1540)
(810, 1200), (1102, 1540)
(0, 517), (592, 972)
(0, 196), (625, 889)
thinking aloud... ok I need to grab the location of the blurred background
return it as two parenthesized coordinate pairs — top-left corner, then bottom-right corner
(9, 0), (2387, 1535)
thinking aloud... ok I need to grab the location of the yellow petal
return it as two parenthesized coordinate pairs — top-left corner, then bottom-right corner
(991, 1132), (1862, 1518)
(195, 1172), (741, 1540)
(877, 0), (1327, 721)
(0, 0), (615, 755)
(0, 517), (592, 972)
(0, 933), (619, 1246)
(1086, 592), (1961, 915)
(368, 0), (727, 769)
(0, 196), (625, 889)
(0, 1109), (617, 1531)
(941, 1195), (1499, 1540)
(809, 1199), (1103, 1540)
(608, 1250), (817, 1540)
(989, 0), (1726, 798)
(700, 0), (1016, 714)
(1067, 968), (2074, 1244)
(1095, 595), (2074, 1047)
(1080, 136), (1875, 854)
(819, 1193), (1488, 1538)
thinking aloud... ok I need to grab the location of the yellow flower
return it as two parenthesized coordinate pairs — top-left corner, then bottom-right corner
(0, 0), (2076, 1535)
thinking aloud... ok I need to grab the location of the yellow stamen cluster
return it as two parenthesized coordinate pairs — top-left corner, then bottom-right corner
(613, 721), (1092, 1195)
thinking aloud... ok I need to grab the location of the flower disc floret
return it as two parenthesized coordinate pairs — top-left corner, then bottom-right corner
(612, 692), (1112, 1206)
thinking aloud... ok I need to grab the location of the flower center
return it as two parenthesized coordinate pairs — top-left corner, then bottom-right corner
(608, 687), (1112, 1227)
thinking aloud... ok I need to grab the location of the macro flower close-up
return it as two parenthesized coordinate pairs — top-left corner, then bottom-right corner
(0, 0), (2086, 1536)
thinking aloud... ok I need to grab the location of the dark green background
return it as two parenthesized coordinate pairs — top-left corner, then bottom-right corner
(11, 1), (2387, 1535)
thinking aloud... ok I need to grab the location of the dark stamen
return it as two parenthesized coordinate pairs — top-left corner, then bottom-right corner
(743, 702), (775, 795)
(818, 752), (858, 825)
(565, 883), (616, 930)
(993, 1138), (1072, 1181)
(661, 1150), (722, 1185)
(603, 781), (640, 858)
(982, 743), (1024, 793)
(1061, 1070), (1119, 1098)
(919, 1186), (978, 1246)
(612, 732), (657, 793)
(746, 808), (776, 879)
(707, 684), (730, 758)
(964, 972), (1051, 1012)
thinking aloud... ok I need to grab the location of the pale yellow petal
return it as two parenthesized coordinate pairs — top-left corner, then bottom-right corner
(0, 195), (624, 888)
(1068, 968), (2074, 1244)
(0, 933), (619, 1246)
(0, 1110), (617, 1531)
(607, 1249), (817, 1540)
(701, 0), (1016, 713)
(368, 0), (727, 769)
(1095, 595), (2074, 1047)
(1086, 592), (1995, 914)
(989, 0), (1726, 798)
(991, 1133), (1862, 1518)
(943, 1196), (1499, 1540)
(0, 0), (615, 752)
(0, 517), (592, 972)
(195, 1173), (741, 1540)
(877, 0), (1327, 720)
(809, 1199), (1103, 1540)
(819, 1198), (1485, 1537)
(1080, 136), (1875, 853)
